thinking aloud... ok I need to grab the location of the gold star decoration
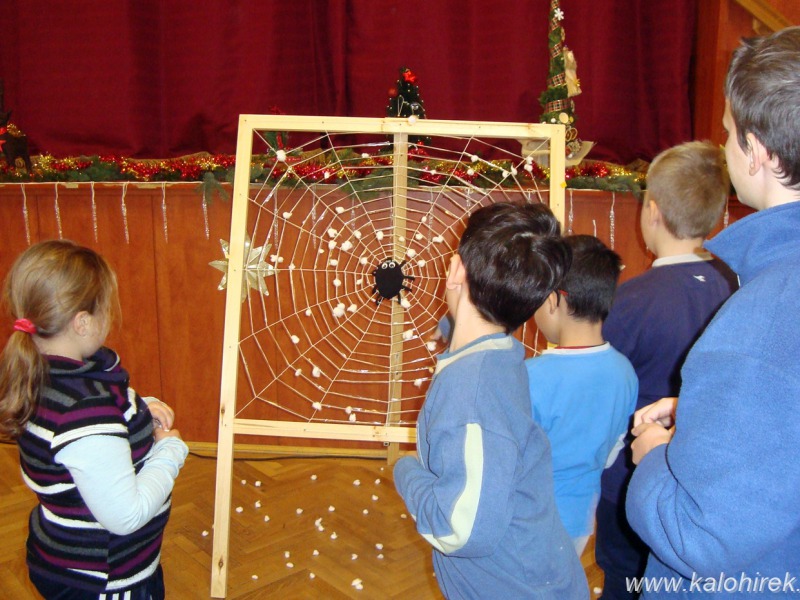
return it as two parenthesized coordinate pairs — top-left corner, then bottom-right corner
(209, 236), (275, 302)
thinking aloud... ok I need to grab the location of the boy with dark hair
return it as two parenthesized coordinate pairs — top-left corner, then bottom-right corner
(526, 235), (637, 556)
(394, 202), (588, 599)
(595, 141), (739, 599)
(627, 27), (800, 598)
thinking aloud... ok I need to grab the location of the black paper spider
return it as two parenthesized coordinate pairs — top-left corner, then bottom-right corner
(372, 258), (415, 306)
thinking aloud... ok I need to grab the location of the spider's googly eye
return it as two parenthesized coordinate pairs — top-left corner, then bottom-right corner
(381, 263), (388, 270)
(388, 261), (396, 268)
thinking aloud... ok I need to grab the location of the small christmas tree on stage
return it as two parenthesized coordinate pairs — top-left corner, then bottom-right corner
(531, 0), (593, 165)
(386, 67), (430, 146)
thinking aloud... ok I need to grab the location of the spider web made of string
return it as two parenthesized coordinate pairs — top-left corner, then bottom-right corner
(233, 129), (549, 428)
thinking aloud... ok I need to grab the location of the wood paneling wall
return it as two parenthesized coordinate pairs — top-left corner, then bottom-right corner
(0, 184), (751, 445)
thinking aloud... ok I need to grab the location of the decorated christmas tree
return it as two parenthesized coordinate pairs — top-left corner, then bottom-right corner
(386, 67), (430, 146)
(537, 0), (593, 163)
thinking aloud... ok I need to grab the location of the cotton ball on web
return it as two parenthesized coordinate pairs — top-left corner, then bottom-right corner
(312, 366), (322, 378)
(291, 335), (300, 344)
(354, 230), (362, 239)
(312, 401), (323, 410)
(347, 304), (357, 313)
(359, 257), (368, 265)
(329, 259), (338, 267)
(336, 206), (345, 214)
(432, 235), (444, 243)
(376, 231), (384, 241)
(282, 211), (292, 219)
(402, 330), (414, 341)
(332, 278), (342, 288)
(426, 341), (437, 352)
(406, 249), (417, 258)
(328, 240), (337, 250)
(414, 378), (424, 387)
(276, 150), (287, 162)
(341, 240), (353, 252)
(400, 298), (411, 309)
(332, 303), (346, 318)
(327, 228), (338, 238)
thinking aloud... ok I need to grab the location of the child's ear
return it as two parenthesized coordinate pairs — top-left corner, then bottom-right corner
(546, 290), (559, 313)
(71, 311), (90, 337)
(645, 198), (662, 227)
(446, 254), (466, 290)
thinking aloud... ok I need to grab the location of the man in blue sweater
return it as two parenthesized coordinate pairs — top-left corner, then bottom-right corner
(627, 26), (800, 598)
(394, 202), (588, 599)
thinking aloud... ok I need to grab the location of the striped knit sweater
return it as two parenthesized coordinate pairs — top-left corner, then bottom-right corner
(18, 347), (170, 594)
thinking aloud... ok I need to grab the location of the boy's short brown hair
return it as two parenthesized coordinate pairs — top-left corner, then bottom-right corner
(646, 140), (728, 239)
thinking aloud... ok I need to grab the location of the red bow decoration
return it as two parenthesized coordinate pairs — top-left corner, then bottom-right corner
(402, 69), (417, 84)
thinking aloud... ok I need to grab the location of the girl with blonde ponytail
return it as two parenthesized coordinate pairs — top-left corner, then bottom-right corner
(0, 240), (188, 600)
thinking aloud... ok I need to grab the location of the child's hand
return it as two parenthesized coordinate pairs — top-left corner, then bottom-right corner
(154, 426), (183, 443)
(630, 422), (673, 464)
(144, 397), (176, 432)
(633, 396), (677, 429)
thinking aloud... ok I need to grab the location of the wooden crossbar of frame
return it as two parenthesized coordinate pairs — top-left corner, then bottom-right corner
(211, 115), (566, 597)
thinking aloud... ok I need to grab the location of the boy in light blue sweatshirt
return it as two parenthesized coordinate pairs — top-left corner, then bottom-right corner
(394, 201), (588, 600)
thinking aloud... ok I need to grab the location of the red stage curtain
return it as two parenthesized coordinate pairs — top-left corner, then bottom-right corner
(0, 0), (696, 164)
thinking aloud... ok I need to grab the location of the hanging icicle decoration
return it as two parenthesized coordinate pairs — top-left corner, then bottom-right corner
(161, 183), (169, 242)
(90, 181), (98, 243)
(21, 184), (31, 246)
(609, 192), (616, 249)
(723, 197), (730, 228)
(120, 182), (130, 244)
(567, 189), (574, 234)
(202, 191), (210, 240)
(54, 183), (63, 240)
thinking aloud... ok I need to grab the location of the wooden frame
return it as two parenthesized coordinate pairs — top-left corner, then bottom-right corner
(211, 115), (566, 597)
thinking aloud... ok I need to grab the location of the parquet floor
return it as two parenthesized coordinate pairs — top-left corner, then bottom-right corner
(0, 443), (603, 598)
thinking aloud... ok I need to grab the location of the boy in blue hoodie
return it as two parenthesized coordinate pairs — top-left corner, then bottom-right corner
(394, 202), (588, 599)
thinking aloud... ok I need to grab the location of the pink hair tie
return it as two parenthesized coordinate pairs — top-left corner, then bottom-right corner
(13, 318), (37, 335)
